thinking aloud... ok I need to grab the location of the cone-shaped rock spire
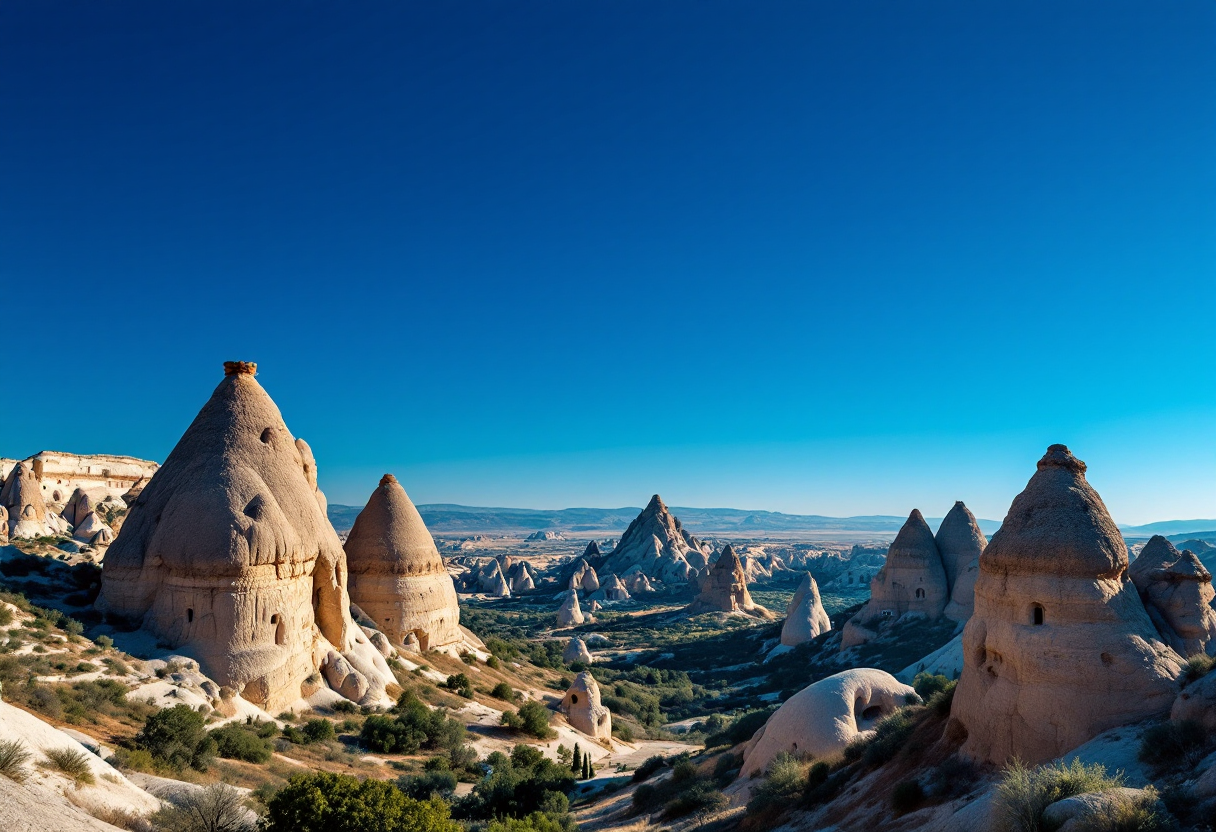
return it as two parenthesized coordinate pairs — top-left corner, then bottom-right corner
(687, 544), (771, 618)
(344, 474), (462, 652)
(597, 495), (699, 584)
(950, 445), (1181, 765)
(98, 363), (395, 711)
(780, 572), (831, 646)
(937, 501), (986, 622)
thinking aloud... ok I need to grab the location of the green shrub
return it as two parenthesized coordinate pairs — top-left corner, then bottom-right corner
(703, 707), (775, 749)
(892, 779), (924, 814)
(1139, 721), (1208, 769)
(1181, 655), (1216, 685)
(747, 752), (805, 819)
(43, 746), (95, 785)
(848, 707), (918, 767)
(1072, 785), (1175, 832)
(630, 754), (726, 819)
(502, 700), (555, 739)
(301, 718), (336, 744)
(443, 673), (474, 698)
(134, 704), (215, 772)
(0, 606), (13, 627)
(398, 769), (458, 800)
(0, 739), (31, 782)
(210, 724), (273, 763)
(453, 745), (576, 823)
(996, 758), (1125, 832)
(94, 634), (113, 649)
(331, 699), (358, 714)
(912, 672), (951, 700)
(360, 692), (466, 753)
(264, 771), (461, 832)
(492, 682), (517, 701)
(632, 755), (666, 782)
(151, 782), (255, 832)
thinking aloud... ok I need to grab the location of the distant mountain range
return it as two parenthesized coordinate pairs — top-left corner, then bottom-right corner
(326, 503), (1004, 537)
(1117, 519), (1216, 537)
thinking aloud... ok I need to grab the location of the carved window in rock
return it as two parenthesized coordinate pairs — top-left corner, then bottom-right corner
(187, 608), (194, 623)
(271, 613), (285, 645)
(570, 694), (579, 704)
(1031, 604), (1044, 626)
(915, 588), (925, 599)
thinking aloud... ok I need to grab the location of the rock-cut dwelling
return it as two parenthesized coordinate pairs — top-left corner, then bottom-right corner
(560, 671), (612, 740)
(686, 544), (771, 618)
(344, 474), (463, 653)
(949, 445), (1182, 765)
(97, 362), (395, 713)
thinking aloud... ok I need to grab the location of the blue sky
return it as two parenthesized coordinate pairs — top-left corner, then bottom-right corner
(1, 2), (1213, 524)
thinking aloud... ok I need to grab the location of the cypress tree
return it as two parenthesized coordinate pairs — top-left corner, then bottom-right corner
(583, 756), (592, 780)
(571, 743), (581, 773)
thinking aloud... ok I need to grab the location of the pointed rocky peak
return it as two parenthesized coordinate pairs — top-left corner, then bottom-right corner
(1167, 550), (1211, 583)
(715, 543), (743, 572)
(982, 444), (1125, 580)
(646, 494), (666, 513)
(1132, 535), (1181, 585)
(888, 510), (941, 563)
(583, 540), (601, 558)
(345, 473), (444, 576)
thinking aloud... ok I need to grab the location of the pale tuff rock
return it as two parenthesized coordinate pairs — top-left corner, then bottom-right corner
(598, 495), (700, 584)
(950, 445), (1182, 766)
(937, 501), (987, 622)
(343, 474), (462, 653)
(295, 438), (326, 515)
(589, 573), (630, 602)
(527, 530), (565, 541)
(505, 560), (536, 593)
(621, 565), (655, 594)
(687, 544), (772, 618)
(557, 589), (586, 627)
(0, 506), (7, 544)
(97, 362), (395, 712)
(1130, 537), (1216, 657)
(567, 558), (600, 592)
(780, 572), (832, 646)
(560, 670), (612, 740)
(0, 450), (158, 511)
(740, 553), (772, 581)
(563, 636), (594, 664)
(840, 510), (950, 648)
(1, 460), (70, 539)
(62, 488), (115, 545)
(474, 560), (511, 597)
(740, 668), (917, 776)
(587, 600), (602, 613)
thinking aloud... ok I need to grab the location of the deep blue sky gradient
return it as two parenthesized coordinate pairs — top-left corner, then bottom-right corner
(2, 2), (1213, 523)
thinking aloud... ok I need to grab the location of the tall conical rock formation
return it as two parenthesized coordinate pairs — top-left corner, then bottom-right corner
(780, 572), (831, 646)
(560, 671), (612, 740)
(1130, 536), (1216, 657)
(949, 445), (1182, 765)
(937, 501), (987, 622)
(597, 495), (699, 584)
(841, 510), (949, 648)
(687, 544), (771, 618)
(344, 474), (462, 653)
(98, 362), (395, 712)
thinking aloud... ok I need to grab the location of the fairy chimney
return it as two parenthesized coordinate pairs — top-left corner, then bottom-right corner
(343, 474), (462, 653)
(780, 572), (832, 646)
(937, 501), (987, 622)
(563, 636), (594, 664)
(97, 361), (395, 712)
(949, 445), (1182, 765)
(560, 671), (612, 740)
(687, 544), (771, 618)
(1, 460), (67, 539)
(557, 589), (585, 627)
(1131, 537), (1216, 657)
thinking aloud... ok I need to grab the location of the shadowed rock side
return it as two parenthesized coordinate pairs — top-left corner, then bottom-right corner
(950, 444), (1182, 766)
(596, 494), (701, 584)
(97, 362), (395, 712)
(343, 474), (462, 653)
(1131, 536), (1216, 657)
(740, 669), (917, 776)
(937, 500), (987, 622)
(841, 509), (949, 648)
(588, 573), (630, 602)
(559, 671), (612, 740)
(780, 572), (832, 646)
(687, 544), (772, 618)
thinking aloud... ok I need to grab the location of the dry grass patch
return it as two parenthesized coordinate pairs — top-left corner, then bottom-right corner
(43, 745), (96, 785)
(0, 738), (32, 782)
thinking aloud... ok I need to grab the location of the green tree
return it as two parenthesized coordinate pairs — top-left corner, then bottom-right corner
(582, 756), (591, 780)
(135, 704), (215, 772)
(571, 744), (581, 774)
(501, 700), (554, 740)
(263, 771), (461, 832)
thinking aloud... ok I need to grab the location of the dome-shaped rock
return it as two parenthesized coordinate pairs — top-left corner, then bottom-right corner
(560, 671), (611, 740)
(344, 474), (462, 653)
(562, 636), (593, 664)
(937, 501), (987, 622)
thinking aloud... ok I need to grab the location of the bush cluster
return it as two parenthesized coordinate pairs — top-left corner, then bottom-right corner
(361, 691), (467, 754)
(264, 771), (461, 832)
(132, 704), (215, 772)
(501, 700), (555, 739)
(632, 755), (727, 820)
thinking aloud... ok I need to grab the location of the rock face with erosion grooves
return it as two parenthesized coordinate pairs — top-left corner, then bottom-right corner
(597, 494), (700, 584)
(740, 668), (917, 776)
(780, 572), (832, 646)
(557, 589), (586, 627)
(97, 361), (396, 712)
(560, 671), (612, 740)
(949, 444), (1182, 766)
(344, 474), (463, 653)
(1130, 536), (1216, 657)
(937, 501), (987, 622)
(562, 636), (593, 664)
(589, 573), (630, 602)
(687, 544), (772, 618)
(840, 510), (950, 647)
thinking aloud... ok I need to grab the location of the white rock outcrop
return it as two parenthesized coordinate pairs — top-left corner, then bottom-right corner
(780, 572), (831, 646)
